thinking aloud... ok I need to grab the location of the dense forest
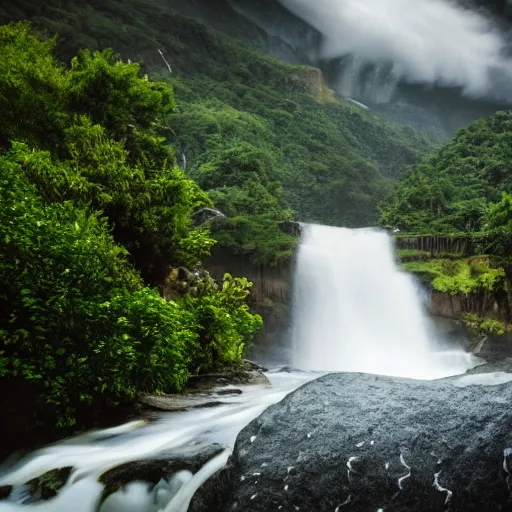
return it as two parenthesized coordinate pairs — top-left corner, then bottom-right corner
(381, 111), (512, 245)
(381, 110), (512, 257)
(0, 22), (263, 430)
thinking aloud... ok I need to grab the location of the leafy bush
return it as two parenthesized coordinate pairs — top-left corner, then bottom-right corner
(0, 23), (215, 281)
(0, 145), (186, 423)
(0, 21), (65, 151)
(461, 314), (506, 337)
(0, 145), (262, 425)
(209, 216), (297, 266)
(183, 274), (263, 373)
(402, 258), (505, 295)
(439, 260), (459, 277)
(64, 47), (176, 166)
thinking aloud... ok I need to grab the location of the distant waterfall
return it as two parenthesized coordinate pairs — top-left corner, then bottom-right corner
(336, 56), (400, 104)
(292, 225), (477, 379)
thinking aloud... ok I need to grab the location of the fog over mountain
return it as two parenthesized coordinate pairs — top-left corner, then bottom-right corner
(279, 0), (512, 103)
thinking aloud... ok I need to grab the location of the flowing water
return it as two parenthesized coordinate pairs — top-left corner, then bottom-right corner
(0, 372), (314, 512)
(0, 225), (479, 511)
(292, 225), (477, 379)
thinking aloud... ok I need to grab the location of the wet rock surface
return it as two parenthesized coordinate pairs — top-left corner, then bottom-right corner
(0, 467), (73, 504)
(139, 369), (270, 412)
(190, 371), (512, 512)
(99, 444), (225, 501)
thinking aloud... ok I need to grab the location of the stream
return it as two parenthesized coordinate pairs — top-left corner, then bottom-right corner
(0, 371), (316, 512)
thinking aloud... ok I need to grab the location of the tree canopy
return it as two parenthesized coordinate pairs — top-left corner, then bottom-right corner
(0, 22), (261, 427)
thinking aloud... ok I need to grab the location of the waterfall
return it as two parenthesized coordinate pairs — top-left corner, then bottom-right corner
(292, 225), (477, 379)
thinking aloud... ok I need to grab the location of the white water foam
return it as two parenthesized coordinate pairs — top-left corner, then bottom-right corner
(291, 225), (477, 379)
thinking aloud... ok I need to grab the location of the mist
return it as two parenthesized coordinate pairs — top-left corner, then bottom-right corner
(279, 0), (512, 101)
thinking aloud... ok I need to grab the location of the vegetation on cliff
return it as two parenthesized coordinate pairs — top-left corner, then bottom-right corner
(384, 111), (512, 268)
(402, 258), (505, 295)
(0, 23), (261, 427)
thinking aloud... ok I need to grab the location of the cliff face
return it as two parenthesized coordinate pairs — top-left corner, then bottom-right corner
(430, 290), (511, 324)
(204, 246), (293, 354)
(163, 0), (321, 65)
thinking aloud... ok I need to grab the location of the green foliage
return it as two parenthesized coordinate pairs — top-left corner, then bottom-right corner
(0, 145), (262, 425)
(476, 192), (512, 255)
(0, 22), (175, 165)
(0, 1), (433, 264)
(184, 274), (263, 373)
(0, 22), (214, 280)
(210, 216), (298, 266)
(461, 313), (506, 337)
(169, 77), (430, 232)
(0, 23), (263, 427)
(0, 21), (64, 150)
(0, 146), (187, 423)
(380, 111), (512, 239)
(402, 258), (505, 295)
(196, 142), (290, 217)
(64, 48), (176, 166)
(396, 249), (432, 262)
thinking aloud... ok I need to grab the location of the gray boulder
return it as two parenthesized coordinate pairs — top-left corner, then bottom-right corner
(190, 372), (512, 511)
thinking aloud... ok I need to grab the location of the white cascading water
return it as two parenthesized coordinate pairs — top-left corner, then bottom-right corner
(292, 225), (477, 379)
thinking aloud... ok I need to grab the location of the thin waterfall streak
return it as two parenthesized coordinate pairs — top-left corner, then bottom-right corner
(158, 49), (173, 74)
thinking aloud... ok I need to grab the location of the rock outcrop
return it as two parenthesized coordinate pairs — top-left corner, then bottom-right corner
(190, 371), (512, 511)
(430, 290), (511, 324)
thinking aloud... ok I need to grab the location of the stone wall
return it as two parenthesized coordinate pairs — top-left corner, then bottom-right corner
(395, 235), (473, 256)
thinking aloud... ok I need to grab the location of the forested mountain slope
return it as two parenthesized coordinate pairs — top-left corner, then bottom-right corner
(0, 0), (435, 441)
(0, 0), (434, 263)
(381, 110), (512, 336)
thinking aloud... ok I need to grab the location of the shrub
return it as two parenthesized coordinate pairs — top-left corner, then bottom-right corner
(402, 257), (505, 295)
(0, 143), (262, 425)
(0, 145), (145, 424)
(0, 23), (214, 281)
(461, 313), (506, 337)
(183, 274), (263, 373)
